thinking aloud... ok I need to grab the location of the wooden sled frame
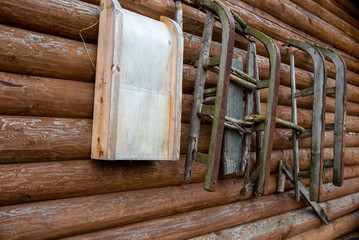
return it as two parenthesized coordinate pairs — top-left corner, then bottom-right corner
(184, 1), (281, 195)
(277, 39), (347, 224)
(92, 0), (183, 161)
(184, 0), (235, 191)
(232, 12), (281, 197)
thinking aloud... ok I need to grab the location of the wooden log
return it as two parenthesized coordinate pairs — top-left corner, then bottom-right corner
(288, 211), (359, 240)
(223, 0), (359, 76)
(57, 178), (359, 240)
(312, 0), (359, 31)
(0, 0), (99, 43)
(2, 0), (359, 85)
(238, 0), (359, 58)
(329, 0), (359, 19)
(289, 0), (359, 43)
(1, 105), (359, 163)
(0, 72), (94, 118)
(2, 71), (359, 121)
(0, 24), (96, 82)
(2, 15), (359, 102)
(192, 195), (359, 240)
(1, 149), (358, 206)
(0, 108), (358, 163)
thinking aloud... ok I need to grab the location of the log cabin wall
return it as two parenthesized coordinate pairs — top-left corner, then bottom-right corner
(0, 0), (359, 239)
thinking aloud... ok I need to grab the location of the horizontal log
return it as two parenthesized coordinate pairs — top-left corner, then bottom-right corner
(1, 148), (358, 206)
(2, 71), (359, 120)
(58, 178), (359, 240)
(0, 72), (94, 118)
(2, 0), (359, 85)
(289, 0), (359, 42)
(238, 0), (359, 58)
(193, 195), (359, 240)
(329, 0), (359, 20)
(1, 174), (358, 240)
(2, 18), (359, 106)
(289, 211), (359, 240)
(0, 0), (99, 43)
(0, 24), (96, 82)
(313, 0), (359, 30)
(1, 104), (359, 163)
(222, 0), (359, 76)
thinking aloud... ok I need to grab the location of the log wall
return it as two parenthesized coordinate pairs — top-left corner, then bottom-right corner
(0, 0), (358, 239)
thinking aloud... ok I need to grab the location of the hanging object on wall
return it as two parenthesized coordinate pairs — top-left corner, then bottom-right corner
(91, 0), (183, 161)
(183, 0), (281, 194)
(276, 39), (347, 224)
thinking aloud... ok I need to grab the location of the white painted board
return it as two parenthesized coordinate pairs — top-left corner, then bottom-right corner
(91, 0), (183, 160)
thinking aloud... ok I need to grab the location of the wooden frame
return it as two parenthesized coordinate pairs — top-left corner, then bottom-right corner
(91, 0), (183, 161)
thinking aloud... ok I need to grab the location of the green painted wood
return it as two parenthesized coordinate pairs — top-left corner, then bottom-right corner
(222, 56), (243, 175)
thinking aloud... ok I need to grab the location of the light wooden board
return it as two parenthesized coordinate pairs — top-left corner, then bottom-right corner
(91, 0), (183, 160)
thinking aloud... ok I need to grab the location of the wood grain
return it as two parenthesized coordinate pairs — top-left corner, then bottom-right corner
(192, 193), (359, 240)
(0, 72), (94, 118)
(1, 110), (359, 163)
(0, 24), (96, 82)
(59, 178), (359, 240)
(2, 70), (359, 121)
(0, 0), (99, 43)
(2, 0), (359, 83)
(289, 211), (359, 240)
(1, 149), (358, 206)
(238, 0), (359, 58)
(289, 0), (359, 42)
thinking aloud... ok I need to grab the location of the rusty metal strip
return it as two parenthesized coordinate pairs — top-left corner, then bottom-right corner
(315, 45), (347, 188)
(287, 39), (327, 203)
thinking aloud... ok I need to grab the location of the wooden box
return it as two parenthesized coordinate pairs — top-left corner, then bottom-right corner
(91, 0), (183, 160)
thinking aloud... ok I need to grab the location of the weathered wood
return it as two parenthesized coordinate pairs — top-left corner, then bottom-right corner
(0, 0), (99, 43)
(1, 105), (358, 163)
(59, 178), (359, 240)
(0, 72), (94, 118)
(1, 151), (358, 206)
(3, 0), (359, 85)
(313, 0), (359, 30)
(0, 24), (96, 82)
(3, 17), (359, 103)
(0, 116), (91, 162)
(92, 0), (183, 160)
(192, 194), (359, 240)
(329, 0), (359, 19)
(222, 57), (243, 174)
(289, 211), (359, 240)
(238, 0), (359, 58)
(289, 0), (359, 42)
(2, 70), (359, 124)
